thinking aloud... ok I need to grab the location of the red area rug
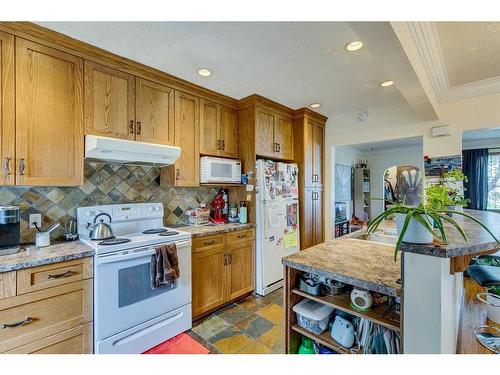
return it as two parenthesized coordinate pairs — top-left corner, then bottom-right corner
(143, 333), (210, 354)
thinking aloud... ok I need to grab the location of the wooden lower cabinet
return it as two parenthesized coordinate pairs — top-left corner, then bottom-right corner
(0, 258), (93, 354)
(192, 229), (255, 320)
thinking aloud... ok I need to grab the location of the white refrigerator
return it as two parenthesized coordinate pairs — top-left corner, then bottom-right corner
(255, 159), (300, 296)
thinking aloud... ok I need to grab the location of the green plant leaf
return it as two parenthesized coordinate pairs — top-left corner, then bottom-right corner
(394, 210), (416, 261)
(437, 213), (468, 243)
(439, 210), (500, 243)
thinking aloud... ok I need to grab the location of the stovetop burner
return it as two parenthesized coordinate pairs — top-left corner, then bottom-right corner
(98, 238), (131, 246)
(143, 228), (168, 234)
(158, 231), (179, 237)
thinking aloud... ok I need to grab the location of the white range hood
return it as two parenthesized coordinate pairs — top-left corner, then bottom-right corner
(85, 135), (181, 167)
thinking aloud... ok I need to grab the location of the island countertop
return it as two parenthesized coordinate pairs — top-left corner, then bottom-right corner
(398, 209), (500, 258)
(282, 234), (402, 297)
(0, 241), (94, 272)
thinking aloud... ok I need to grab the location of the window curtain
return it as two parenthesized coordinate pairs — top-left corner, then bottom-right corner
(462, 148), (489, 210)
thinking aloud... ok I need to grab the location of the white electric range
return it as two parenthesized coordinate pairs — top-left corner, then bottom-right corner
(77, 202), (192, 354)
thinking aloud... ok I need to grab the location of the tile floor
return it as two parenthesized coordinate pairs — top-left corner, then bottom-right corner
(187, 288), (284, 354)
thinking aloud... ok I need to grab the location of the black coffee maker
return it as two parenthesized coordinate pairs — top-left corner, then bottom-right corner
(0, 206), (20, 255)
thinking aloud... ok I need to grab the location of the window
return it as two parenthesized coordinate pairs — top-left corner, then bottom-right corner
(488, 151), (500, 210)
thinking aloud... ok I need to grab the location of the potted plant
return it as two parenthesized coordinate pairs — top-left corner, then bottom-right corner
(425, 169), (470, 213)
(367, 203), (499, 261)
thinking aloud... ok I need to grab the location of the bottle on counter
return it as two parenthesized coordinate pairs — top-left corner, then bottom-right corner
(222, 188), (229, 218)
(239, 201), (247, 224)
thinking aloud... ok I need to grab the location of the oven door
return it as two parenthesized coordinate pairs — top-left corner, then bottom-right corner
(94, 239), (191, 341)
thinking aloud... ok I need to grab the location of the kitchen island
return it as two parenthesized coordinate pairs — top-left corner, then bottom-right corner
(282, 209), (500, 354)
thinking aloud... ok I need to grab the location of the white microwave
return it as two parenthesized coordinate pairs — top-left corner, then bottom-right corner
(200, 156), (242, 184)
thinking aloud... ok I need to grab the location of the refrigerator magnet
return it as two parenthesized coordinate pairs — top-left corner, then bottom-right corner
(269, 236), (275, 242)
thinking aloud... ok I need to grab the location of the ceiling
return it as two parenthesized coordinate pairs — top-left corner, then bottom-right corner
(437, 22), (500, 87)
(348, 136), (423, 153)
(37, 22), (436, 119)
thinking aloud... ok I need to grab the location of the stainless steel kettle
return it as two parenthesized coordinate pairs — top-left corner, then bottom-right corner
(86, 213), (114, 240)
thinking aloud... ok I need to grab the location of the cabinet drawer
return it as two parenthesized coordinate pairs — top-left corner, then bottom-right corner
(0, 271), (16, 300)
(227, 229), (255, 246)
(193, 234), (225, 253)
(0, 279), (93, 353)
(16, 258), (93, 295)
(4, 322), (93, 354)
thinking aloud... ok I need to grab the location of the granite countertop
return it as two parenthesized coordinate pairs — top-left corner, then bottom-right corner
(398, 209), (500, 258)
(0, 241), (94, 272)
(282, 237), (402, 297)
(175, 223), (255, 238)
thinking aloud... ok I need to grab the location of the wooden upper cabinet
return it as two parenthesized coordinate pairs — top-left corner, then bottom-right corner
(199, 99), (220, 156)
(220, 107), (238, 158)
(135, 78), (174, 145)
(200, 100), (239, 158)
(15, 39), (84, 186)
(255, 108), (276, 157)
(275, 115), (293, 160)
(84, 61), (135, 140)
(313, 122), (324, 187)
(0, 32), (14, 186)
(172, 90), (200, 187)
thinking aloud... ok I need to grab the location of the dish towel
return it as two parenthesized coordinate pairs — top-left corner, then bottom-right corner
(151, 243), (179, 288)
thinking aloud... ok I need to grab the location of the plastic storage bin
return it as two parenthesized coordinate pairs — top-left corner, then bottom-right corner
(293, 298), (335, 334)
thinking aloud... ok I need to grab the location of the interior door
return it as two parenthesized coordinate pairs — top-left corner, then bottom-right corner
(274, 115), (293, 160)
(135, 78), (174, 145)
(192, 247), (227, 318)
(220, 106), (239, 158)
(84, 61), (135, 140)
(227, 242), (254, 300)
(313, 122), (324, 187)
(313, 189), (324, 245)
(199, 99), (220, 156)
(173, 91), (200, 186)
(255, 108), (276, 157)
(15, 39), (84, 186)
(0, 32), (14, 186)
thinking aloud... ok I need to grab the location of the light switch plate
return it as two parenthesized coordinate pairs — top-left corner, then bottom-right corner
(29, 213), (42, 229)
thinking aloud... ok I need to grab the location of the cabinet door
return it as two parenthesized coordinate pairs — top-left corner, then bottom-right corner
(255, 108), (276, 157)
(135, 78), (174, 145)
(274, 115), (293, 160)
(173, 91), (199, 186)
(192, 247), (227, 319)
(199, 99), (220, 156)
(300, 188), (314, 250)
(312, 189), (324, 245)
(303, 120), (315, 187)
(84, 61), (135, 140)
(313, 123), (324, 187)
(227, 241), (254, 300)
(220, 106), (239, 158)
(16, 39), (84, 186)
(0, 32), (14, 186)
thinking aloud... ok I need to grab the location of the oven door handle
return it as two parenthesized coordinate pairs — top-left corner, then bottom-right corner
(97, 239), (191, 265)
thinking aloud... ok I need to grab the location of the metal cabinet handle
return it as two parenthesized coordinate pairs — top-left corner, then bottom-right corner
(221, 140), (225, 151)
(273, 143), (278, 153)
(217, 140), (221, 150)
(2, 317), (33, 329)
(228, 253), (232, 264)
(5, 157), (11, 175)
(175, 169), (180, 181)
(136, 121), (142, 135)
(224, 253), (228, 265)
(204, 240), (215, 246)
(129, 120), (134, 134)
(19, 159), (25, 175)
(47, 270), (77, 279)
(277, 143), (281, 153)
(237, 234), (247, 239)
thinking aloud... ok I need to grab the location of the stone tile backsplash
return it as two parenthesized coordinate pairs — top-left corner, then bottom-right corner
(0, 162), (218, 243)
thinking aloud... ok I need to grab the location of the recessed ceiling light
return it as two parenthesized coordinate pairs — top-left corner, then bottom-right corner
(345, 41), (364, 52)
(379, 80), (395, 87)
(197, 68), (212, 77)
(310, 103), (321, 109)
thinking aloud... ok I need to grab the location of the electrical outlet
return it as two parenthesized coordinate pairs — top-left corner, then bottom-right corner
(29, 213), (42, 229)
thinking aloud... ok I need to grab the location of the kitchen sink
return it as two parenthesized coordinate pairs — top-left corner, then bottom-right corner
(349, 229), (398, 246)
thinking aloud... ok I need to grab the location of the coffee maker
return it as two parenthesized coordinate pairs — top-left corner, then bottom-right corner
(0, 206), (20, 255)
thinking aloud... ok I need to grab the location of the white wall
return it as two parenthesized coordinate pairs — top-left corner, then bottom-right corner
(360, 145), (423, 218)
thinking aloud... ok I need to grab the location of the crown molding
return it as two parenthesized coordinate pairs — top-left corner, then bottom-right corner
(408, 22), (500, 103)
